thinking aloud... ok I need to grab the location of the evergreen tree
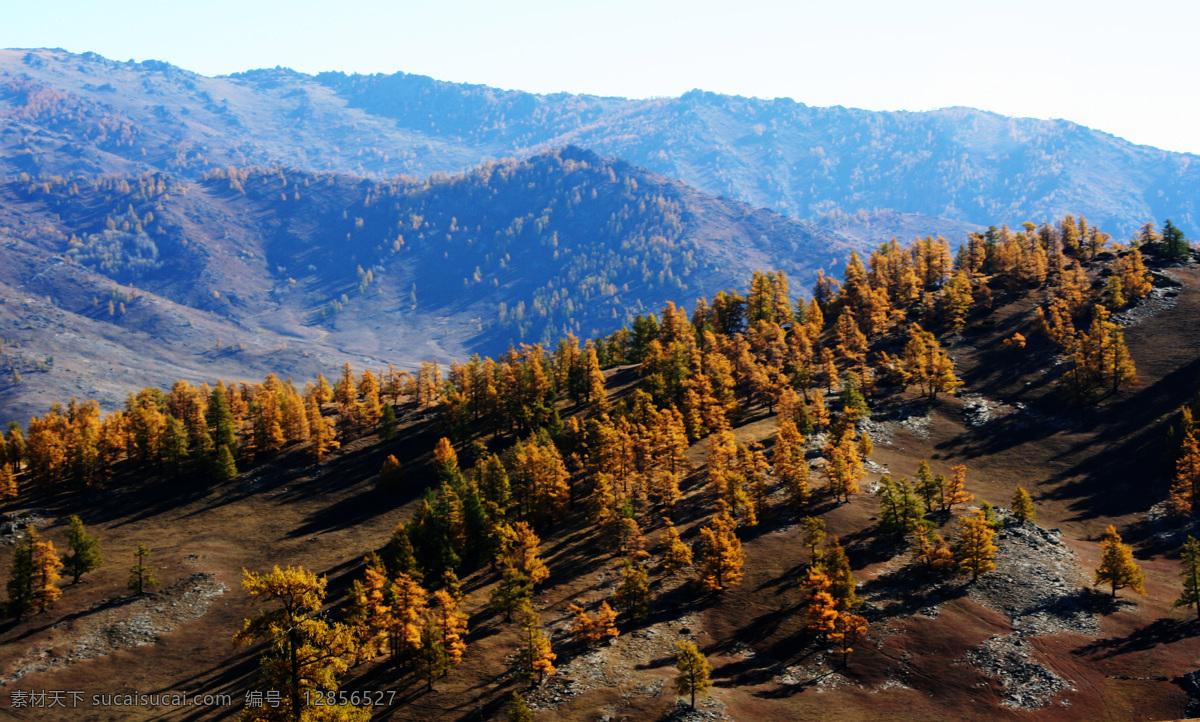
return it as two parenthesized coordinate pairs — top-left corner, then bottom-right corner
(63, 514), (102, 583)
(383, 522), (422, 582)
(380, 404), (398, 440)
(1173, 536), (1200, 620)
(1094, 525), (1145, 598)
(214, 444), (238, 482)
(128, 542), (160, 595)
(824, 538), (858, 609)
(207, 385), (236, 451)
(914, 460), (940, 512)
(673, 640), (712, 710)
(4, 525), (36, 618)
(1160, 219), (1190, 259)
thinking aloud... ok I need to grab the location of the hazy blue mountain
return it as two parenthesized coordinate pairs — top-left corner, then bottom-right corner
(3, 48), (1194, 238)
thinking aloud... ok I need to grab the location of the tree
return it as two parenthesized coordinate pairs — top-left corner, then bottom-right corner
(347, 556), (391, 662)
(696, 510), (745, 592)
(380, 404), (398, 440)
(1094, 525), (1145, 598)
(914, 460), (940, 512)
(801, 566), (839, 635)
(128, 543), (159, 595)
(506, 692), (534, 722)
(307, 396), (339, 461)
(673, 640), (711, 710)
(774, 419), (809, 508)
(505, 522), (550, 587)
(1011, 487), (1036, 524)
(1170, 432), (1200, 516)
(1160, 219), (1190, 259)
(513, 600), (556, 685)
(909, 521), (956, 575)
(5, 525), (37, 619)
(376, 454), (405, 493)
(824, 538), (858, 609)
(0, 463), (16, 499)
(414, 615), (450, 691)
(956, 510), (997, 582)
(63, 514), (102, 583)
(1171, 534), (1200, 618)
(801, 516), (826, 565)
(895, 324), (963, 398)
(568, 601), (619, 646)
(876, 476), (924, 536)
(1174, 536), (1200, 619)
(660, 521), (694, 573)
(233, 566), (361, 720)
(387, 572), (427, 666)
(214, 444), (238, 482)
(613, 560), (651, 618)
(430, 589), (468, 669)
(830, 612), (869, 668)
(383, 522), (423, 583)
(941, 465), (973, 512)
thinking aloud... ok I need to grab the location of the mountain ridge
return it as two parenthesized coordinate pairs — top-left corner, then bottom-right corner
(2, 48), (1195, 238)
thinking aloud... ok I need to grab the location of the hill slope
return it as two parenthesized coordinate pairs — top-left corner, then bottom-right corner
(2, 239), (1199, 721)
(1, 147), (962, 425)
(2, 48), (1196, 237)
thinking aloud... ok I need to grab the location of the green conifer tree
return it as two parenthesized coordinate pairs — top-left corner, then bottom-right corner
(63, 514), (103, 584)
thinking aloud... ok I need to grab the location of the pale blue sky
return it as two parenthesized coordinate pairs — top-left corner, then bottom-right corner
(3, 0), (1197, 154)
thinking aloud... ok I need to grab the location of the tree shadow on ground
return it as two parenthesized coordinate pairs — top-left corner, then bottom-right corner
(1073, 617), (1200, 660)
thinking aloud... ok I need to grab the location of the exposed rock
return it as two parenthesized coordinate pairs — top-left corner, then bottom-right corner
(2, 572), (228, 684)
(958, 632), (1074, 710)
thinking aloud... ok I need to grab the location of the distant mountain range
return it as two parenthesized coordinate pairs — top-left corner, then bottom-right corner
(2, 48), (1196, 238)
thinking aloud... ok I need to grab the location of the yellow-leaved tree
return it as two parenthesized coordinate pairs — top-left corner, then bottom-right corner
(233, 566), (366, 722)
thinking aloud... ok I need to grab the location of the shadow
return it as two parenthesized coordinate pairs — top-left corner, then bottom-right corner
(1073, 617), (1200, 660)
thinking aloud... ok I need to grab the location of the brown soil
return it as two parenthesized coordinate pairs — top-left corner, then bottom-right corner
(3, 264), (1200, 721)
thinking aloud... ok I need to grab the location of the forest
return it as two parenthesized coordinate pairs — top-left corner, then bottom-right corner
(3, 214), (1199, 720)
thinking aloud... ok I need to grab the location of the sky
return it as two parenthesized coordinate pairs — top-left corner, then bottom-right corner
(3, 0), (1197, 155)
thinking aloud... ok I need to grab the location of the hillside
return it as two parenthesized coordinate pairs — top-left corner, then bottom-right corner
(1, 146), (964, 425)
(2, 229), (1200, 720)
(2, 49), (1197, 238)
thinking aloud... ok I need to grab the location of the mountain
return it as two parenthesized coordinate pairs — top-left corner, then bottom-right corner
(2, 146), (971, 425)
(2, 48), (1196, 237)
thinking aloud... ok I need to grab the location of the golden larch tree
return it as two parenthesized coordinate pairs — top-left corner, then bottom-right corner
(956, 509), (998, 582)
(697, 509), (745, 592)
(1094, 525), (1146, 598)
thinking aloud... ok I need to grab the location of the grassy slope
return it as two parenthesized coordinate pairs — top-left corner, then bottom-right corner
(2, 267), (1200, 721)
